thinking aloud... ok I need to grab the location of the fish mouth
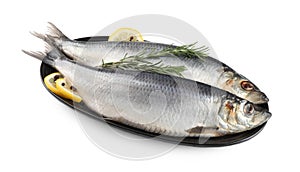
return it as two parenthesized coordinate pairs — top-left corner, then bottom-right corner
(260, 94), (269, 103)
(253, 103), (269, 112)
(253, 103), (271, 123)
(247, 92), (269, 104)
(262, 111), (272, 121)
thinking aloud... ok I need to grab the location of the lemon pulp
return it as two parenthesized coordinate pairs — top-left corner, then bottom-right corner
(44, 72), (62, 95)
(55, 78), (82, 103)
(44, 73), (82, 103)
(108, 28), (144, 42)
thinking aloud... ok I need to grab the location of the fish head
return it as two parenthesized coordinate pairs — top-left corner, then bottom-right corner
(218, 99), (271, 133)
(220, 67), (269, 104)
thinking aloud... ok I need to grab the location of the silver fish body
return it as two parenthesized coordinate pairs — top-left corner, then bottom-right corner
(33, 23), (269, 104)
(26, 48), (270, 137)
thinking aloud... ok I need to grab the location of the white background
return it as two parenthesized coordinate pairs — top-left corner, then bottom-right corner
(1, 0), (299, 171)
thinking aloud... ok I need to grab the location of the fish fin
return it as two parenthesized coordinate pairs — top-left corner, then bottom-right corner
(44, 43), (53, 53)
(31, 31), (65, 57)
(31, 31), (56, 49)
(27, 31), (73, 63)
(113, 117), (168, 135)
(47, 22), (70, 40)
(31, 23), (70, 51)
(101, 116), (114, 121)
(32, 31), (60, 47)
(185, 126), (221, 136)
(23, 46), (67, 66)
(30, 31), (48, 42)
(22, 50), (45, 61)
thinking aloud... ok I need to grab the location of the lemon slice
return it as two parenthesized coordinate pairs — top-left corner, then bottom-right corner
(55, 78), (82, 103)
(108, 28), (144, 42)
(44, 72), (63, 95)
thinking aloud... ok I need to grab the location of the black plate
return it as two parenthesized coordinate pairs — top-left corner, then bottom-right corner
(40, 36), (268, 147)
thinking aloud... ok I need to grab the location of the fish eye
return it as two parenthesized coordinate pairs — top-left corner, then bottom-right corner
(243, 103), (254, 115)
(241, 81), (254, 91)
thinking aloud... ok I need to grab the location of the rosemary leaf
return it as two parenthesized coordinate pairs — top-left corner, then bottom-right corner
(101, 42), (208, 77)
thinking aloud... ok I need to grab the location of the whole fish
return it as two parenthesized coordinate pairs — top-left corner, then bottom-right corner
(33, 23), (269, 104)
(23, 48), (271, 137)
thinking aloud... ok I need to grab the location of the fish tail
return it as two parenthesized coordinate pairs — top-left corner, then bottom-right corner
(22, 44), (64, 66)
(23, 31), (55, 61)
(31, 31), (54, 46)
(22, 50), (46, 61)
(47, 22), (70, 41)
(31, 22), (70, 50)
(23, 46), (67, 67)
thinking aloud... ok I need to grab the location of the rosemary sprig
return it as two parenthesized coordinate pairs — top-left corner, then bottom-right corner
(101, 43), (209, 77)
(102, 54), (186, 77)
(163, 43), (209, 59)
(133, 43), (209, 60)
